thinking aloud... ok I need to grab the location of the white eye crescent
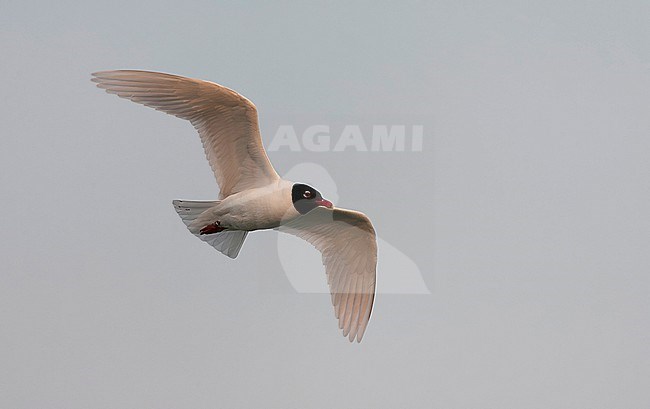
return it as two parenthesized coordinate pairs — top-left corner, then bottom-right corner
(303, 191), (311, 199)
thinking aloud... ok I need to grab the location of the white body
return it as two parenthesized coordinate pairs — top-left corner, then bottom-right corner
(188, 180), (300, 233)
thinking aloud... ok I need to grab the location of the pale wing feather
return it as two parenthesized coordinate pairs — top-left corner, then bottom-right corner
(91, 70), (279, 198)
(280, 207), (377, 342)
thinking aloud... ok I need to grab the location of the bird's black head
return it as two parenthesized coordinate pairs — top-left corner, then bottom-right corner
(292, 183), (333, 215)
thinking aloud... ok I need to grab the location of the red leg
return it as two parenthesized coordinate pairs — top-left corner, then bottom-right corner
(200, 221), (225, 235)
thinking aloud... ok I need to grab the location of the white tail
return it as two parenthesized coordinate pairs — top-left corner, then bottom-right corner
(172, 200), (248, 259)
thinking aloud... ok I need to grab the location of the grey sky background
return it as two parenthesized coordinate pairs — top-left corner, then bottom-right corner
(1, 1), (649, 408)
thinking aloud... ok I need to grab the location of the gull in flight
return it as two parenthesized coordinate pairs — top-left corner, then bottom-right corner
(92, 70), (377, 342)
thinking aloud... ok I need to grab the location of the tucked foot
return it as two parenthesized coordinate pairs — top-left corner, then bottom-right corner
(200, 221), (225, 235)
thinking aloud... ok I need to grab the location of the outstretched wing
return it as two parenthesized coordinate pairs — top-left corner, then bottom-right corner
(92, 70), (279, 198)
(280, 207), (377, 342)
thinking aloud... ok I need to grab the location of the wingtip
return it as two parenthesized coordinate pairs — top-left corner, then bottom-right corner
(90, 69), (136, 81)
(90, 70), (112, 79)
(90, 70), (116, 85)
(343, 331), (364, 343)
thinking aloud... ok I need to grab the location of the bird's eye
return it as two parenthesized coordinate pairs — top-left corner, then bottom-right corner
(303, 191), (312, 199)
